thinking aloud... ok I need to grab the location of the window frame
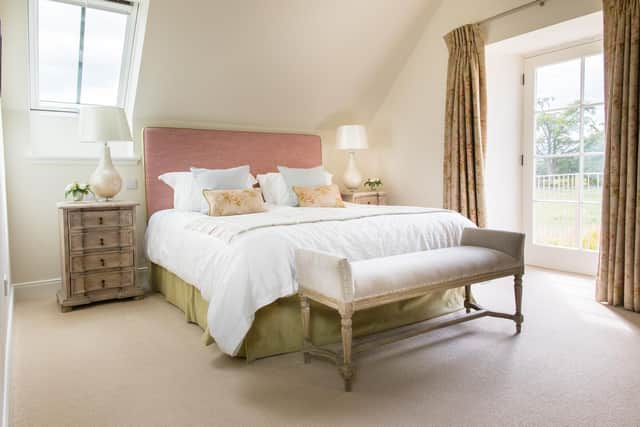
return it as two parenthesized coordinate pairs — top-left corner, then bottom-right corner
(28, 0), (139, 113)
(521, 39), (604, 276)
(530, 49), (604, 250)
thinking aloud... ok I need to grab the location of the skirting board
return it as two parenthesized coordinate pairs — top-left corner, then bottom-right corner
(12, 267), (150, 290)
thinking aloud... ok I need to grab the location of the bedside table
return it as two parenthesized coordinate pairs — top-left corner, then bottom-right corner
(56, 201), (143, 312)
(341, 191), (387, 205)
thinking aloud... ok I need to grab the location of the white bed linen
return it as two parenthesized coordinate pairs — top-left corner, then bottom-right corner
(145, 204), (475, 355)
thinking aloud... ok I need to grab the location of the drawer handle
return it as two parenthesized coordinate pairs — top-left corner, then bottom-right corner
(101, 279), (106, 287)
(100, 238), (104, 246)
(99, 217), (103, 225)
(100, 258), (105, 267)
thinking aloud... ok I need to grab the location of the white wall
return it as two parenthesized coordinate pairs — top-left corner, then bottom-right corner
(0, 0), (602, 284)
(485, 52), (523, 231)
(0, 0), (431, 283)
(0, 104), (12, 427)
(368, 0), (601, 212)
(0, 0), (145, 285)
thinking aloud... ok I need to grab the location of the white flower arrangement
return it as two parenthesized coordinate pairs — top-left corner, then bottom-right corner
(363, 178), (383, 191)
(64, 182), (92, 201)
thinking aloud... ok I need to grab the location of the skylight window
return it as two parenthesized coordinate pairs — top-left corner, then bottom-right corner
(29, 0), (138, 111)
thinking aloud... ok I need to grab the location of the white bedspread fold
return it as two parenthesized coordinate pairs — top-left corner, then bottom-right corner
(145, 204), (475, 355)
(184, 204), (446, 242)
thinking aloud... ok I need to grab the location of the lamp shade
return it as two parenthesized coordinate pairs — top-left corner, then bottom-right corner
(78, 106), (132, 143)
(336, 125), (368, 151)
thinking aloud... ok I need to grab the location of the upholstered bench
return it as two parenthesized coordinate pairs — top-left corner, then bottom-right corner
(295, 227), (525, 391)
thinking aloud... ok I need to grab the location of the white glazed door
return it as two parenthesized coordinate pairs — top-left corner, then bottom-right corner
(522, 41), (604, 275)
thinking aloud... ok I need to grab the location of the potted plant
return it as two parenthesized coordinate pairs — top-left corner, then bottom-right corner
(363, 178), (383, 192)
(64, 182), (92, 202)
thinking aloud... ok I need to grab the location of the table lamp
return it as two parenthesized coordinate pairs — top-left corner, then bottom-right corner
(336, 124), (368, 191)
(78, 106), (132, 200)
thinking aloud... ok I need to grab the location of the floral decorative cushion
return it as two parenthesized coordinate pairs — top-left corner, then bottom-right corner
(293, 184), (345, 208)
(202, 188), (266, 216)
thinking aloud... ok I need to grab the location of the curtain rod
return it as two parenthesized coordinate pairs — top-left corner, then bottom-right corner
(476, 0), (547, 26)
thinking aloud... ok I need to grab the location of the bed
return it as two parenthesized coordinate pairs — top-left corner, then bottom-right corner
(143, 127), (474, 360)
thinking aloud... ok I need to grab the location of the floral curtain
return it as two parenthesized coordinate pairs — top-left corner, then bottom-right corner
(442, 24), (487, 227)
(596, 0), (640, 312)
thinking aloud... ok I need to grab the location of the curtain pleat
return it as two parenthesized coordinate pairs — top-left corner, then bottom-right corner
(597, 0), (640, 312)
(442, 24), (487, 227)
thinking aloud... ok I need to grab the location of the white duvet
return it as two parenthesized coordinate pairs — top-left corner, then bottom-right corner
(145, 203), (475, 355)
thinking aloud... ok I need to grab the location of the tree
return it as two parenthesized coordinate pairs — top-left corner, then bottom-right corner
(535, 97), (604, 176)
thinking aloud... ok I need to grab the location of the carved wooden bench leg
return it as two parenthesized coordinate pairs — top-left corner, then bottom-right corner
(514, 274), (523, 333)
(300, 294), (311, 364)
(464, 284), (472, 313)
(340, 311), (354, 392)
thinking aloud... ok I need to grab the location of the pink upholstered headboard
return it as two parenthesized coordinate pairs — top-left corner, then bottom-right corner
(143, 127), (322, 217)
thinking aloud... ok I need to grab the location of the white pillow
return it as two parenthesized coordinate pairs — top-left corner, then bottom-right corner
(277, 166), (333, 206)
(257, 173), (291, 205)
(191, 165), (257, 213)
(158, 172), (201, 211)
(191, 167), (257, 188)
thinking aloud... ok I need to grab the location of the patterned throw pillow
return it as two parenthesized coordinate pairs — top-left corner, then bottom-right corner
(293, 184), (345, 208)
(202, 188), (266, 216)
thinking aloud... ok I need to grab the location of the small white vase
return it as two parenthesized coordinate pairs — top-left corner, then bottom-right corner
(72, 193), (84, 202)
(90, 143), (122, 200)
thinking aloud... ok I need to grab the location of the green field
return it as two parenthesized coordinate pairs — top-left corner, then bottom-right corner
(534, 188), (601, 251)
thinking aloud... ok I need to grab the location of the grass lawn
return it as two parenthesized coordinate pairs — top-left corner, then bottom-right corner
(533, 188), (601, 250)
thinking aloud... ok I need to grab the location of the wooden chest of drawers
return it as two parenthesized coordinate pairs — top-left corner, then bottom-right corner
(56, 201), (143, 312)
(341, 191), (387, 205)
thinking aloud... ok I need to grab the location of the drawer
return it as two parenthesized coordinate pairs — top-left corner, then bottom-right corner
(355, 195), (379, 205)
(68, 210), (133, 230)
(71, 269), (135, 295)
(70, 250), (134, 273)
(69, 230), (133, 252)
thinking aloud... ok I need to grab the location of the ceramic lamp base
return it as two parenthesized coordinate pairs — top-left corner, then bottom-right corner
(90, 143), (122, 201)
(343, 151), (363, 191)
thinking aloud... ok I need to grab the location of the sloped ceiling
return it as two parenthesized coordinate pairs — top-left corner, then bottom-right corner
(133, 0), (439, 131)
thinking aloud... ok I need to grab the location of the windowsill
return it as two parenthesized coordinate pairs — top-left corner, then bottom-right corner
(27, 155), (140, 166)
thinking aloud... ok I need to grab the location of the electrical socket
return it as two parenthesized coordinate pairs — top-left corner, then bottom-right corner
(125, 178), (138, 190)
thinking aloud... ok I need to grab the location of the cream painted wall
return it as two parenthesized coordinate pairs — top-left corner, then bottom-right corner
(1, 0), (408, 283)
(485, 52), (523, 231)
(0, 0), (602, 283)
(0, 0), (146, 284)
(368, 0), (601, 218)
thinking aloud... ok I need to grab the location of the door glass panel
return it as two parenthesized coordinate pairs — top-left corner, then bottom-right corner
(535, 59), (581, 110)
(535, 109), (580, 155)
(531, 52), (605, 252)
(581, 204), (601, 250)
(38, 0), (82, 103)
(535, 157), (579, 201)
(583, 154), (604, 202)
(534, 202), (578, 248)
(583, 104), (605, 153)
(80, 7), (128, 105)
(584, 54), (604, 104)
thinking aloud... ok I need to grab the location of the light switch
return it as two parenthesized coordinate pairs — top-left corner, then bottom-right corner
(125, 178), (138, 190)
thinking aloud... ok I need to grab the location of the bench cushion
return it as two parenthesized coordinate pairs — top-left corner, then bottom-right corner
(350, 246), (520, 301)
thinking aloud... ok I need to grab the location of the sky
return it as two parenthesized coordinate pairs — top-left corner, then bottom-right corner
(38, 0), (128, 106)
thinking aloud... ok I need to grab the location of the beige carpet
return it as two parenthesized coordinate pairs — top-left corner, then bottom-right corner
(9, 267), (640, 426)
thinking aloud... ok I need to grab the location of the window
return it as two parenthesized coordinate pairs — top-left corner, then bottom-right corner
(532, 52), (604, 251)
(29, 0), (138, 111)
